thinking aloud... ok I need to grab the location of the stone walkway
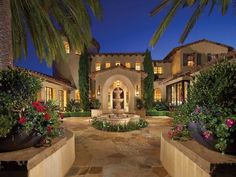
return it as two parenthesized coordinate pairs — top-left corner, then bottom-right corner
(63, 117), (172, 177)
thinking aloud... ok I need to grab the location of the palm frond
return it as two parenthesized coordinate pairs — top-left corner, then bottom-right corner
(150, 0), (170, 16)
(150, 0), (183, 47)
(221, 0), (230, 15)
(208, 0), (217, 15)
(179, 0), (208, 43)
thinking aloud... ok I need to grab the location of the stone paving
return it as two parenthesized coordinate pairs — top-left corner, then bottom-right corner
(63, 117), (172, 177)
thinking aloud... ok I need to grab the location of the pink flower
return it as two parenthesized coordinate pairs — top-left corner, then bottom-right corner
(176, 124), (184, 132)
(44, 113), (51, 121)
(226, 119), (235, 128)
(203, 131), (212, 139)
(18, 117), (27, 124)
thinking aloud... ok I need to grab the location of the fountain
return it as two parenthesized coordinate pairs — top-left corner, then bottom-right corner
(97, 87), (140, 125)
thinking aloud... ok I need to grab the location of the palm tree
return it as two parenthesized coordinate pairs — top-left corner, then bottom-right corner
(0, 0), (102, 70)
(150, 0), (231, 47)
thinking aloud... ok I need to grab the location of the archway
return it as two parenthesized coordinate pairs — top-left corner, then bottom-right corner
(102, 74), (135, 113)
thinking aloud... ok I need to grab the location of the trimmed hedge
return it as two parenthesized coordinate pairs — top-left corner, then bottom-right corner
(63, 111), (91, 118)
(146, 110), (170, 116)
(91, 118), (148, 132)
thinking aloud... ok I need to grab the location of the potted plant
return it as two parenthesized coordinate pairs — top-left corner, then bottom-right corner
(0, 68), (63, 152)
(90, 98), (102, 118)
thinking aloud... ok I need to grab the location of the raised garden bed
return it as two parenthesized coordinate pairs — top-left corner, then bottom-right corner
(161, 129), (236, 177)
(0, 130), (75, 177)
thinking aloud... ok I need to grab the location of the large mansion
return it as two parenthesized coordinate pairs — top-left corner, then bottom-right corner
(20, 39), (235, 113)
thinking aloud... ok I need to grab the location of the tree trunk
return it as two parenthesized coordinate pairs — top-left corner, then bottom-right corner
(0, 0), (13, 70)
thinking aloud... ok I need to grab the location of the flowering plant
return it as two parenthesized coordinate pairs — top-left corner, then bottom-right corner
(168, 124), (191, 141)
(19, 101), (64, 144)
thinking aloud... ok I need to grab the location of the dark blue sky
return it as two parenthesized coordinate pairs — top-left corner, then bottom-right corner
(15, 0), (236, 75)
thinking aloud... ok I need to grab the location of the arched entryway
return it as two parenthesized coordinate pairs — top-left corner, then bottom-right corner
(102, 74), (135, 113)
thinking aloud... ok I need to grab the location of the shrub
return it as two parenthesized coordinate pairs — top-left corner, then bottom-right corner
(63, 111), (91, 117)
(153, 101), (169, 111)
(0, 68), (42, 137)
(90, 98), (101, 109)
(172, 61), (236, 153)
(136, 98), (144, 110)
(146, 108), (169, 116)
(91, 119), (148, 132)
(190, 61), (236, 114)
(66, 99), (81, 112)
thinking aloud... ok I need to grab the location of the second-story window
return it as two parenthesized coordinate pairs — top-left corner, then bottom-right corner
(135, 62), (141, 71)
(154, 66), (163, 74)
(105, 62), (111, 68)
(125, 62), (131, 68)
(96, 62), (101, 71)
(183, 53), (201, 67)
(207, 53), (216, 62)
(115, 61), (121, 66)
(64, 41), (70, 54)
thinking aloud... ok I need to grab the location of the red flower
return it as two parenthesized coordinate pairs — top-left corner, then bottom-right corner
(18, 117), (27, 124)
(44, 113), (51, 121)
(32, 101), (45, 112)
(59, 113), (64, 120)
(47, 126), (52, 133)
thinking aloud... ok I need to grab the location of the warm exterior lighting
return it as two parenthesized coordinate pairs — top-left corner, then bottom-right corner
(97, 85), (101, 95)
(96, 62), (101, 71)
(75, 50), (81, 55)
(135, 63), (141, 71)
(154, 66), (163, 74)
(125, 62), (131, 68)
(116, 80), (120, 87)
(154, 88), (161, 101)
(135, 85), (139, 96)
(105, 62), (111, 68)
(115, 61), (121, 66)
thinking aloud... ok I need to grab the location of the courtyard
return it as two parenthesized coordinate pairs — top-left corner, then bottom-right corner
(64, 117), (172, 177)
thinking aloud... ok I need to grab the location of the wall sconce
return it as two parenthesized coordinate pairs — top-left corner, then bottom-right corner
(97, 85), (101, 96)
(135, 85), (139, 96)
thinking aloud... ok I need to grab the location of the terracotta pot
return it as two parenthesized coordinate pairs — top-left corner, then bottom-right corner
(0, 130), (42, 152)
(188, 121), (236, 155)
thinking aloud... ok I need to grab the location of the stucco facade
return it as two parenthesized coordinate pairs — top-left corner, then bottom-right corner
(25, 39), (234, 112)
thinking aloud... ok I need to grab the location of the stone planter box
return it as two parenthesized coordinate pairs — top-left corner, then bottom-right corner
(0, 129), (75, 177)
(91, 109), (102, 118)
(160, 130), (236, 177)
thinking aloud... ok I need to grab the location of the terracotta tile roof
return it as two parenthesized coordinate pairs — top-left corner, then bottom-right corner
(163, 39), (234, 61)
(14, 66), (74, 88)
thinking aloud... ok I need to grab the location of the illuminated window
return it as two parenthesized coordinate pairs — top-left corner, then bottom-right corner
(135, 63), (141, 71)
(115, 61), (121, 66)
(183, 54), (195, 67)
(154, 66), (163, 74)
(96, 62), (101, 71)
(45, 87), (53, 102)
(187, 56), (194, 67)
(154, 88), (161, 102)
(75, 90), (80, 101)
(58, 90), (64, 110)
(125, 62), (131, 68)
(63, 41), (70, 54)
(105, 62), (111, 68)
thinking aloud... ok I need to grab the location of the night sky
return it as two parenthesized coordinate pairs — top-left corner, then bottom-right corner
(15, 0), (236, 75)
